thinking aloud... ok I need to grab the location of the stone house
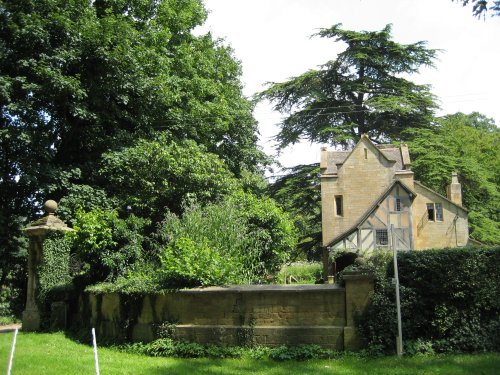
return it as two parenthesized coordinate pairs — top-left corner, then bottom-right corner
(321, 135), (469, 263)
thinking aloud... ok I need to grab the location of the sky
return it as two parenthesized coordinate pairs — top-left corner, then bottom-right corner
(197, 0), (500, 171)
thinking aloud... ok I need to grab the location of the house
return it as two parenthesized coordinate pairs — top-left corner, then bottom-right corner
(320, 134), (469, 270)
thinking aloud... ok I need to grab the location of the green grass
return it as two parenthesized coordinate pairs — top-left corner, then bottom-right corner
(1, 332), (499, 374)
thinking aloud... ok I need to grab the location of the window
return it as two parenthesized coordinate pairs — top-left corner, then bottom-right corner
(395, 198), (402, 212)
(335, 196), (343, 216)
(364, 148), (368, 159)
(427, 203), (435, 221)
(435, 203), (443, 221)
(427, 203), (444, 222)
(376, 230), (388, 246)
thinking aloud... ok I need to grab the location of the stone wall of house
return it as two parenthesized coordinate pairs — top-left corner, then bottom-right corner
(74, 272), (374, 350)
(413, 183), (469, 249)
(321, 137), (402, 246)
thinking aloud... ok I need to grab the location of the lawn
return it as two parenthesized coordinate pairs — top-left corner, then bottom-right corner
(1, 331), (499, 375)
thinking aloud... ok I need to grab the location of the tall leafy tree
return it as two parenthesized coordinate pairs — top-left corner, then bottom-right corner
(0, 0), (265, 289)
(405, 112), (500, 244)
(99, 136), (238, 223)
(259, 24), (438, 149)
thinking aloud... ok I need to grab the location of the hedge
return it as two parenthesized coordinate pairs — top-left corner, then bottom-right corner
(357, 246), (500, 354)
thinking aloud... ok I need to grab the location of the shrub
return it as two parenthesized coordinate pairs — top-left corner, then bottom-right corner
(69, 209), (147, 283)
(154, 190), (298, 286)
(357, 246), (500, 354)
(160, 237), (240, 287)
(277, 262), (322, 284)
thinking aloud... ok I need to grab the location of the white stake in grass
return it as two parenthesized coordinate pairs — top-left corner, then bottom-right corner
(92, 328), (100, 375)
(7, 328), (18, 375)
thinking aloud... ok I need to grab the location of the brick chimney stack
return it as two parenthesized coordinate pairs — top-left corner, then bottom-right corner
(447, 172), (463, 206)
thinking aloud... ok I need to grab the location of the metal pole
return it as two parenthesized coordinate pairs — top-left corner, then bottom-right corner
(92, 328), (100, 375)
(7, 328), (18, 375)
(392, 226), (403, 356)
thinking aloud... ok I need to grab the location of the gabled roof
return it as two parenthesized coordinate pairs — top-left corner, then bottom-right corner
(324, 180), (416, 248)
(322, 135), (408, 175)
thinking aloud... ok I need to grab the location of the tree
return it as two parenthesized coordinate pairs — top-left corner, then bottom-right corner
(404, 112), (500, 244)
(259, 24), (438, 149)
(268, 164), (322, 260)
(98, 136), (238, 223)
(0, 0), (265, 299)
(453, 0), (500, 18)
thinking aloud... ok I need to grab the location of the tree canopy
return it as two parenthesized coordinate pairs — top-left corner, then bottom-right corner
(259, 24), (438, 149)
(0, 0), (268, 293)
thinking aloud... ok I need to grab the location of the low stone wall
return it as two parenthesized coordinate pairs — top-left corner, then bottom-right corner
(76, 273), (373, 350)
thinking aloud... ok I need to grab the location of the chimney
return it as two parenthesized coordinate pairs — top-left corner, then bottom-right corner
(320, 147), (328, 170)
(447, 172), (462, 206)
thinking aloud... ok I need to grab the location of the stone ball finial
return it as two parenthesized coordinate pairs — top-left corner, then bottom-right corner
(44, 200), (58, 215)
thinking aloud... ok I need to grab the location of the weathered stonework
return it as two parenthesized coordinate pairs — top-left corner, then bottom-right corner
(79, 278), (374, 350)
(22, 200), (73, 331)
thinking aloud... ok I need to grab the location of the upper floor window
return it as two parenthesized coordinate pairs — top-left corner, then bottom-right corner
(427, 203), (444, 222)
(435, 203), (443, 221)
(395, 198), (402, 212)
(335, 195), (343, 216)
(427, 203), (435, 221)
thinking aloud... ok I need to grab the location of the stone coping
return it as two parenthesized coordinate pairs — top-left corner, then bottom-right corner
(171, 284), (345, 294)
(342, 271), (375, 281)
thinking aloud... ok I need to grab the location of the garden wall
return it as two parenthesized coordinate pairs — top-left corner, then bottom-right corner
(73, 272), (373, 350)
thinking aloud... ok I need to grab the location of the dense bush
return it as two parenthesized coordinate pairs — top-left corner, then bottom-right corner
(99, 137), (239, 222)
(156, 191), (298, 287)
(69, 209), (148, 283)
(357, 246), (500, 354)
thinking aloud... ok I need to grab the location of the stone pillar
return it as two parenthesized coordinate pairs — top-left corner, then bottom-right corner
(343, 270), (374, 351)
(22, 200), (73, 331)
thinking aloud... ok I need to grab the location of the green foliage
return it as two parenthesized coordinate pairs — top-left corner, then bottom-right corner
(453, 0), (500, 17)
(259, 24), (437, 148)
(70, 209), (147, 282)
(37, 232), (73, 304)
(1, 0), (265, 310)
(117, 339), (336, 361)
(358, 246), (500, 354)
(277, 262), (323, 284)
(160, 237), (239, 287)
(269, 164), (322, 260)
(404, 339), (435, 356)
(267, 345), (335, 361)
(155, 191), (298, 287)
(99, 137), (238, 220)
(56, 180), (116, 225)
(405, 112), (500, 244)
